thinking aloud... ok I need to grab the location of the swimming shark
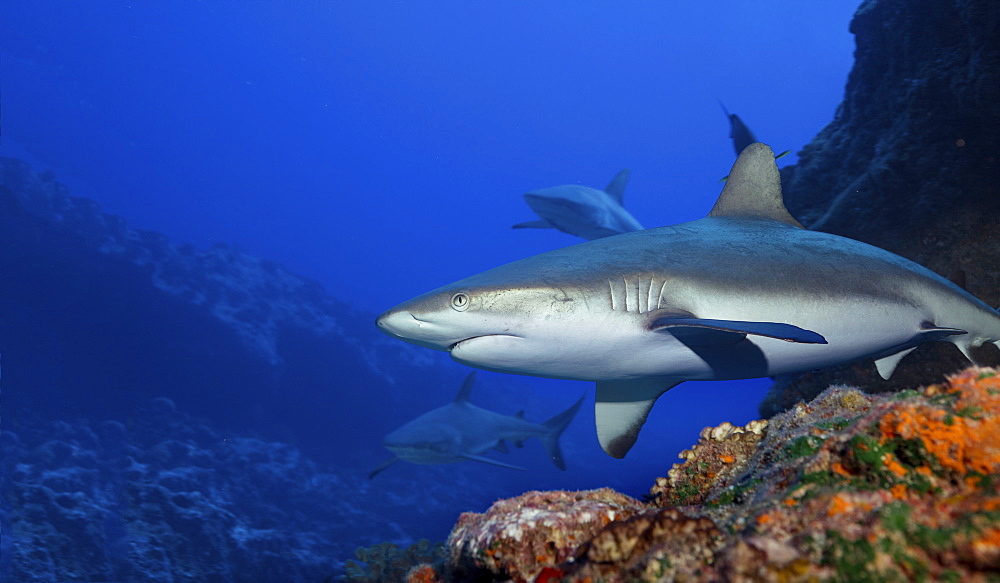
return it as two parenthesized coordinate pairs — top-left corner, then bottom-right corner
(719, 101), (789, 163)
(369, 372), (584, 478)
(378, 143), (1000, 458)
(512, 169), (643, 240)
(719, 101), (758, 156)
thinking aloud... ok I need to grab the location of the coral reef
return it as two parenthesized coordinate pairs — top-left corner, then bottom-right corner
(419, 367), (1000, 581)
(0, 397), (484, 582)
(343, 539), (447, 583)
(448, 489), (644, 581)
(767, 0), (1000, 411)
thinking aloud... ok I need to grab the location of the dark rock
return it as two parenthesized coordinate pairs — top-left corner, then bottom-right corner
(766, 0), (1000, 416)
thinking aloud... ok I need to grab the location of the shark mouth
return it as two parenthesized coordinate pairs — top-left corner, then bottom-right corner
(449, 334), (522, 351)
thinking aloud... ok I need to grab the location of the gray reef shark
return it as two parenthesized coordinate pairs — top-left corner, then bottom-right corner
(378, 143), (1000, 458)
(719, 101), (789, 162)
(720, 101), (758, 156)
(369, 372), (583, 478)
(512, 169), (643, 240)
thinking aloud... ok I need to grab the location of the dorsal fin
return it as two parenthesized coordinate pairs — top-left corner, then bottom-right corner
(454, 371), (476, 403)
(708, 142), (803, 228)
(603, 169), (631, 204)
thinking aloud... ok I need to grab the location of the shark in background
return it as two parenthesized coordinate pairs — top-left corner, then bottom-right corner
(512, 169), (643, 240)
(378, 143), (1000, 459)
(369, 372), (584, 478)
(719, 101), (759, 156)
(720, 101), (789, 162)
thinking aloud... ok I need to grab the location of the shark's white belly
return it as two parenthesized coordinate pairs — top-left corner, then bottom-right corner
(451, 297), (929, 382)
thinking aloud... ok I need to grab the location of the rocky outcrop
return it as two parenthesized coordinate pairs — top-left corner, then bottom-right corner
(768, 0), (1000, 414)
(395, 368), (1000, 581)
(0, 157), (443, 465)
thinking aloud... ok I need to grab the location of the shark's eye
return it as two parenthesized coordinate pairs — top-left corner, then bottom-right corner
(450, 292), (470, 311)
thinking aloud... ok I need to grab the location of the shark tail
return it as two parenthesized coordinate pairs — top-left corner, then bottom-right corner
(539, 395), (585, 470)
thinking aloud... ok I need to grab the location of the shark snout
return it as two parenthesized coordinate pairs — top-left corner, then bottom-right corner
(376, 307), (455, 351)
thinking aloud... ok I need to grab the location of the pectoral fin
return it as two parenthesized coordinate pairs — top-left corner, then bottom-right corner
(649, 311), (827, 345)
(595, 378), (679, 458)
(368, 457), (399, 479)
(459, 454), (526, 471)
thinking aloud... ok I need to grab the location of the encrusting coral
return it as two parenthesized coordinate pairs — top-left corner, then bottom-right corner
(343, 539), (447, 583)
(392, 367), (1000, 581)
(447, 488), (643, 581)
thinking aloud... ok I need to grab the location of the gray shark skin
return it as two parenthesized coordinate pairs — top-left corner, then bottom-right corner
(369, 372), (583, 478)
(512, 169), (643, 240)
(378, 143), (1000, 459)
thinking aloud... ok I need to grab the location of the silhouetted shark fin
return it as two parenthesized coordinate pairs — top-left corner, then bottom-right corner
(459, 454), (526, 471)
(512, 220), (553, 229)
(596, 380), (677, 458)
(539, 394), (585, 470)
(368, 457), (399, 479)
(493, 440), (510, 454)
(648, 310), (827, 344)
(874, 347), (918, 380)
(604, 169), (631, 204)
(718, 99), (732, 118)
(709, 143), (803, 228)
(453, 371), (476, 403)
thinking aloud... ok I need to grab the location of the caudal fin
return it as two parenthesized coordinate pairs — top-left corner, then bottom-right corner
(540, 395), (585, 470)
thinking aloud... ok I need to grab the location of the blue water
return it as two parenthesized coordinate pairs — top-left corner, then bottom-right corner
(1, 0), (858, 568)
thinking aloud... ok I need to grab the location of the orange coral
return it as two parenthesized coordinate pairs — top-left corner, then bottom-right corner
(406, 564), (440, 583)
(881, 453), (907, 477)
(970, 527), (1000, 566)
(827, 494), (851, 517)
(879, 368), (1000, 476)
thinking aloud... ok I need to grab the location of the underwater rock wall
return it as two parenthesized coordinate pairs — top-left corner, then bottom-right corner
(771, 0), (1000, 414)
(0, 157), (444, 464)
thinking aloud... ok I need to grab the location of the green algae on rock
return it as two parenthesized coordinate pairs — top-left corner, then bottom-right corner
(428, 367), (1000, 582)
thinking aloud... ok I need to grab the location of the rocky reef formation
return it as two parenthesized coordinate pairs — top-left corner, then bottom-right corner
(0, 395), (498, 582)
(390, 367), (999, 581)
(770, 0), (1000, 413)
(0, 156), (450, 467)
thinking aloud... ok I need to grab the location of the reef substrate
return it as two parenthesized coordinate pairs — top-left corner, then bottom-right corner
(360, 367), (1000, 582)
